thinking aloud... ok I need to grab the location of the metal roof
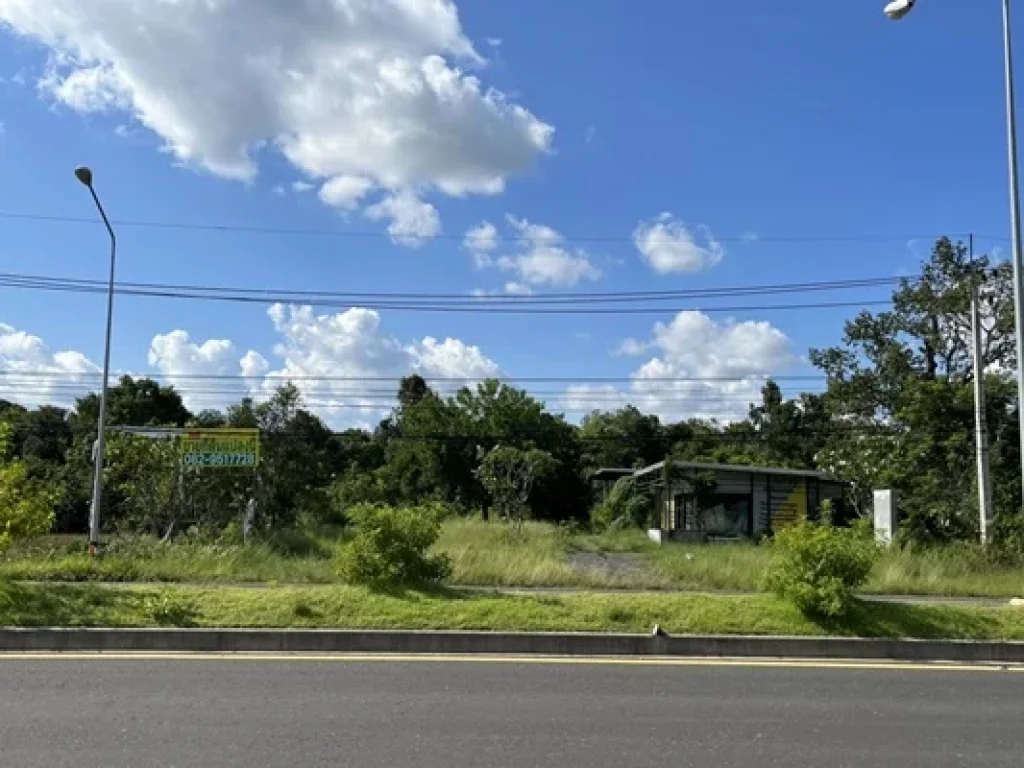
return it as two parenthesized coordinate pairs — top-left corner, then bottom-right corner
(590, 468), (637, 478)
(632, 460), (837, 482)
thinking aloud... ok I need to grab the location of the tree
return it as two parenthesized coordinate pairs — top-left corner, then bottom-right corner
(478, 446), (557, 527)
(0, 421), (56, 551)
(579, 407), (664, 471)
(748, 381), (829, 469)
(398, 374), (429, 409)
(810, 237), (1020, 539)
(72, 376), (191, 434)
(103, 434), (179, 534)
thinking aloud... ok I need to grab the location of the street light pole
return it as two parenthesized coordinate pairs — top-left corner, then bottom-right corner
(887, 0), (1024, 518)
(75, 166), (116, 557)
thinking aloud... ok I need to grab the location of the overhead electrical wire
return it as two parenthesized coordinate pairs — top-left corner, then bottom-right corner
(0, 209), (969, 245)
(0, 370), (830, 383)
(0, 271), (906, 304)
(0, 275), (893, 315)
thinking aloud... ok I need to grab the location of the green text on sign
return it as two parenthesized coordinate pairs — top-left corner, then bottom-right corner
(180, 429), (260, 470)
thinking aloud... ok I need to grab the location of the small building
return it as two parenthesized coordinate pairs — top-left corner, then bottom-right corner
(629, 460), (846, 543)
(589, 467), (638, 502)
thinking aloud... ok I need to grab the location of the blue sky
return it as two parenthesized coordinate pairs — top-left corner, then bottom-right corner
(0, 0), (1017, 424)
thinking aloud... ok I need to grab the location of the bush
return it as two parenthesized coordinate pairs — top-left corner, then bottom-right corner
(992, 514), (1024, 565)
(0, 422), (57, 553)
(335, 503), (451, 587)
(762, 520), (879, 617)
(590, 477), (651, 531)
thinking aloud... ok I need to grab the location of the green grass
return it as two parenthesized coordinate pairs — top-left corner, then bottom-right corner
(4, 521), (1024, 599)
(435, 519), (589, 587)
(865, 544), (1024, 598)
(0, 533), (339, 584)
(645, 542), (770, 592)
(2, 581), (1024, 640)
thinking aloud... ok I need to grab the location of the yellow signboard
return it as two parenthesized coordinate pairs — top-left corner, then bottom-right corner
(180, 429), (260, 469)
(773, 480), (807, 529)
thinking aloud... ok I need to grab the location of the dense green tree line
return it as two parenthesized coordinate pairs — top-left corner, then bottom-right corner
(1, 238), (1022, 543)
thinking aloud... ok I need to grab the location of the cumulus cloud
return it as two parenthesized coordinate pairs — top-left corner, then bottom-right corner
(147, 330), (265, 411)
(364, 190), (441, 247)
(471, 216), (599, 288)
(464, 221), (499, 267)
(259, 303), (499, 423)
(318, 175), (373, 209)
(1, 0), (553, 239)
(0, 322), (100, 407)
(563, 311), (798, 422)
(633, 214), (724, 274)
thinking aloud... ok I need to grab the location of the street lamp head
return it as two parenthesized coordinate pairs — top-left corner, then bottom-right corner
(884, 0), (916, 20)
(74, 166), (94, 187)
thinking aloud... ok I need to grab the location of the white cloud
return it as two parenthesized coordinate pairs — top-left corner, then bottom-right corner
(319, 175), (374, 210)
(563, 311), (798, 422)
(364, 189), (441, 247)
(148, 330), (264, 410)
(503, 282), (533, 296)
(464, 220), (499, 267)
(615, 337), (648, 357)
(259, 303), (498, 424)
(0, 322), (100, 407)
(2, 0), (552, 234)
(291, 180), (314, 193)
(633, 214), (724, 274)
(408, 337), (500, 379)
(494, 216), (601, 287)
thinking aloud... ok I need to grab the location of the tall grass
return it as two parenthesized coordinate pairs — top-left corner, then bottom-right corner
(645, 543), (770, 592)
(866, 543), (1024, 598)
(0, 532), (340, 584)
(436, 519), (589, 587)
(4, 520), (1024, 598)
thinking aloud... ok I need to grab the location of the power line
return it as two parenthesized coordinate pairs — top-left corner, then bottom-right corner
(0, 270), (906, 304)
(0, 370), (828, 383)
(0, 274), (893, 315)
(0, 209), (968, 245)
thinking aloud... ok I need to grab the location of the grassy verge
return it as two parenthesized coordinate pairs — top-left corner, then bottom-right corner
(2, 581), (1024, 640)
(3, 521), (1023, 599)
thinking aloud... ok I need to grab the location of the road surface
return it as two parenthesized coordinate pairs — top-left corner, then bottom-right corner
(1, 655), (1022, 767)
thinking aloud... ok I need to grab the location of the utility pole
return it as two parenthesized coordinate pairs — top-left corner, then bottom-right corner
(970, 235), (995, 544)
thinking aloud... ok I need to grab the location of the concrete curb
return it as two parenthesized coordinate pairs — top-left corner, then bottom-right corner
(2, 628), (1024, 663)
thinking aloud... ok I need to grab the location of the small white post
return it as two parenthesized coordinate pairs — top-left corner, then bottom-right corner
(873, 490), (897, 546)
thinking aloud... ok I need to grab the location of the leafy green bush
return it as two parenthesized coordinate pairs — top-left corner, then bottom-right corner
(590, 477), (651, 531)
(144, 591), (198, 626)
(992, 514), (1024, 564)
(335, 504), (451, 587)
(0, 422), (57, 553)
(762, 520), (879, 617)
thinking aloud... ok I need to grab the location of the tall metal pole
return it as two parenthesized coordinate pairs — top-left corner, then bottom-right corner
(1002, 0), (1024, 509)
(77, 168), (116, 556)
(970, 235), (995, 543)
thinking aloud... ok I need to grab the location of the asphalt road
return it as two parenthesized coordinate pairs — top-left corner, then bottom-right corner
(1, 656), (1022, 767)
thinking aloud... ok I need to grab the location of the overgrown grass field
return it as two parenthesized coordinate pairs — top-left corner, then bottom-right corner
(2, 519), (1023, 598)
(2, 581), (1023, 640)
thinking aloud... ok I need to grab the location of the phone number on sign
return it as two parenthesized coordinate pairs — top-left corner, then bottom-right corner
(182, 452), (258, 468)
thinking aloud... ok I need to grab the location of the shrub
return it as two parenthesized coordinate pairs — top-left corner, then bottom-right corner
(992, 513), (1024, 564)
(762, 520), (879, 617)
(144, 591), (198, 627)
(335, 503), (451, 587)
(0, 422), (57, 553)
(590, 477), (651, 531)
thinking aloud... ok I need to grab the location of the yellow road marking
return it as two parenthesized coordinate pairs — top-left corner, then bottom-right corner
(0, 652), (1021, 672)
